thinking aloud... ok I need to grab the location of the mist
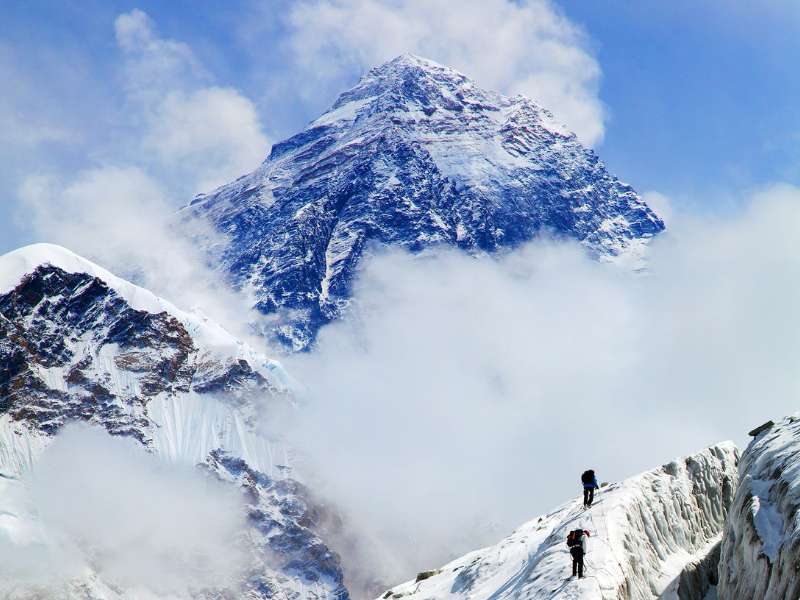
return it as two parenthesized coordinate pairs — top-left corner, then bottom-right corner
(13, 7), (272, 350)
(0, 424), (247, 596)
(17, 166), (270, 348)
(282, 183), (800, 594)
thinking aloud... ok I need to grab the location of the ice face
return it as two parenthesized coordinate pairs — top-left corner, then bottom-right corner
(718, 416), (800, 599)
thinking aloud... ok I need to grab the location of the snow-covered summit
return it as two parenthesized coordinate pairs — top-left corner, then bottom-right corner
(0, 243), (265, 361)
(317, 54), (569, 137)
(377, 443), (738, 600)
(0, 243), (165, 306)
(187, 55), (664, 350)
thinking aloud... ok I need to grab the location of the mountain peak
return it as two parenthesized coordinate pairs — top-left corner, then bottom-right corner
(0, 243), (125, 296)
(0, 243), (272, 361)
(190, 56), (664, 350)
(383, 53), (444, 69)
(330, 53), (478, 113)
(366, 53), (459, 80)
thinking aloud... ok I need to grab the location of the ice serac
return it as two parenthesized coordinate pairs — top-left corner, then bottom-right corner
(717, 416), (800, 599)
(0, 244), (348, 600)
(187, 54), (665, 350)
(376, 443), (737, 600)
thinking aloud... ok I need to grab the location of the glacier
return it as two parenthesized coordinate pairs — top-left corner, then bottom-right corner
(374, 443), (738, 600)
(717, 416), (800, 599)
(0, 243), (348, 599)
(186, 54), (664, 350)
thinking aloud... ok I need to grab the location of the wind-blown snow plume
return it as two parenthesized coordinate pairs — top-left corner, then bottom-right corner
(18, 167), (265, 347)
(0, 424), (246, 596)
(284, 0), (604, 145)
(282, 183), (800, 592)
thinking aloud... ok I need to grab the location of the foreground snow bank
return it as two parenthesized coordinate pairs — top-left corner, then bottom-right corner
(378, 443), (738, 600)
(718, 417), (800, 599)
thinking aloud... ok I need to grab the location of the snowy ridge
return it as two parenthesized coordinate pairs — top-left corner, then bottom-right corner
(377, 443), (737, 600)
(0, 243), (285, 374)
(188, 54), (664, 349)
(718, 416), (800, 599)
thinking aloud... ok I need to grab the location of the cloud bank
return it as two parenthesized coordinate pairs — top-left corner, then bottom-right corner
(285, 0), (604, 145)
(115, 9), (268, 195)
(17, 166), (264, 346)
(283, 183), (800, 592)
(16, 10), (269, 345)
(0, 424), (246, 596)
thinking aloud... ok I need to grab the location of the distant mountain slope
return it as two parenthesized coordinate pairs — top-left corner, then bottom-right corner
(0, 243), (348, 600)
(187, 54), (664, 350)
(375, 443), (737, 600)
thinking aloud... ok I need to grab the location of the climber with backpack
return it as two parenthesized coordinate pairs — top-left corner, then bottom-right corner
(566, 528), (591, 578)
(581, 469), (599, 508)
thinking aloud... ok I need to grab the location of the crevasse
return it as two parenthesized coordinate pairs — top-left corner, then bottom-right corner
(718, 416), (800, 599)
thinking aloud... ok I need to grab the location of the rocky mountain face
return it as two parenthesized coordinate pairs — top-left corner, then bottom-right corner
(187, 54), (664, 350)
(718, 417), (800, 599)
(0, 244), (348, 600)
(375, 443), (738, 600)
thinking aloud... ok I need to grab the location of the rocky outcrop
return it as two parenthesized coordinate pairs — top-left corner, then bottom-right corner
(188, 54), (664, 350)
(206, 450), (349, 600)
(717, 416), (800, 599)
(376, 443), (738, 600)
(0, 266), (197, 440)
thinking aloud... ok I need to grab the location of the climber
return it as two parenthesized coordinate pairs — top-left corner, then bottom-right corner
(566, 528), (590, 578)
(581, 469), (599, 508)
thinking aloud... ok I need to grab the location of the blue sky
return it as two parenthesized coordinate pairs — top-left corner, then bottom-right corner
(2, 0), (800, 253)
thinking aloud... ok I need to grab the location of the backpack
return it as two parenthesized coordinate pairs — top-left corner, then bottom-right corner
(566, 529), (583, 548)
(581, 470), (594, 484)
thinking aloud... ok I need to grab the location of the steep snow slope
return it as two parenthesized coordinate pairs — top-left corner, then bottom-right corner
(187, 54), (664, 349)
(377, 443), (737, 600)
(0, 243), (269, 360)
(0, 244), (348, 599)
(717, 417), (800, 599)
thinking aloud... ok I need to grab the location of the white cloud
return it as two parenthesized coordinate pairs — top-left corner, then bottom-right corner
(114, 9), (268, 194)
(283, 183), (800, 591)
(0, 424), (246, 596)
(642, 190), (674, 225)
(16, 10), (271, 344)
(285, 0), (604, 145)
(115, 8), (206, 97)
(18, 166), (264, 345)
(143, 87), (268, 192)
